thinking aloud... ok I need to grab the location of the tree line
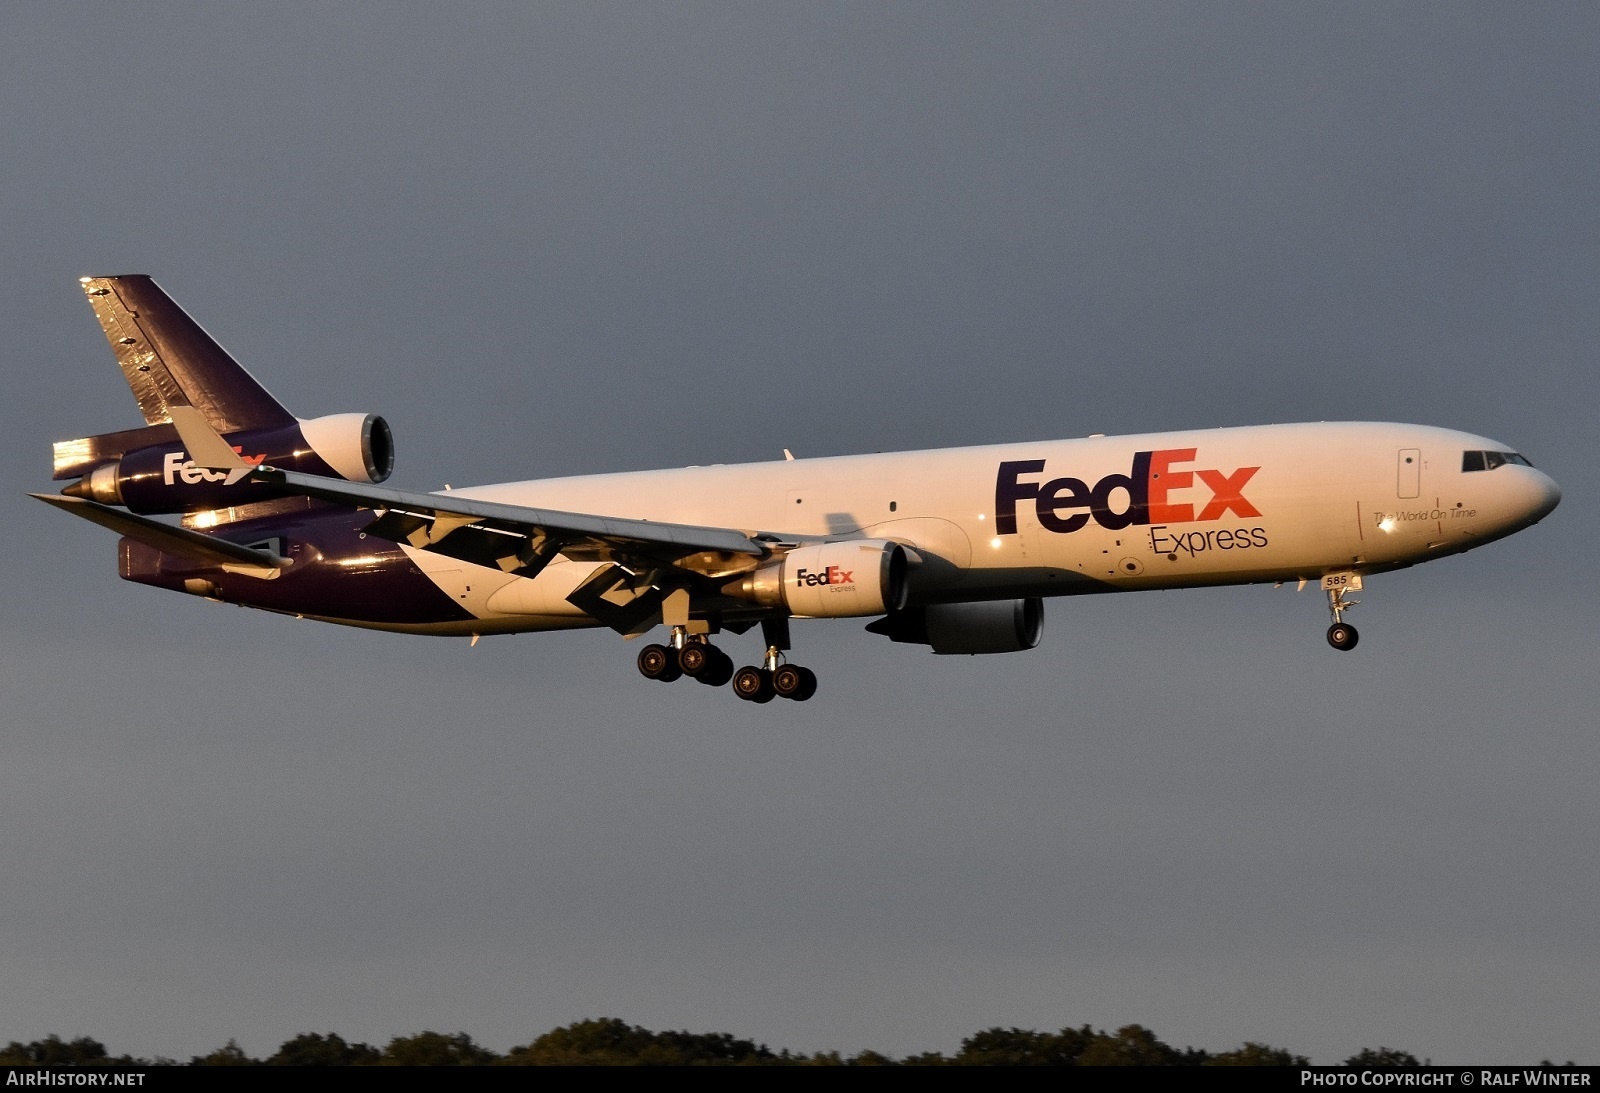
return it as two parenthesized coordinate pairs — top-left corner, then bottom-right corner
(0, 1020), (1437, 1066)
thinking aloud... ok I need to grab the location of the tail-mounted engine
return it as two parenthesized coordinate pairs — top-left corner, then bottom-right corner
(728, 539), (910, 618)
(61, 413), (394, 514)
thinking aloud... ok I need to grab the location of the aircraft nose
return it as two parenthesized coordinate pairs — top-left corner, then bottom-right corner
(1527, 469), (1562, 522)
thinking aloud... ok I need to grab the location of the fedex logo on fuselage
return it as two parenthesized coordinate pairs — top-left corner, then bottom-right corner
(162, 448), (265, 485)
(995, 449), (1261, 535)
(794, 565), (854, 588)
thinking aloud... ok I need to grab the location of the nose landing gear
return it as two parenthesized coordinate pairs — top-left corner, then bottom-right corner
(1326, 621), (1359, 650)
(1324, 580), (1360, 651)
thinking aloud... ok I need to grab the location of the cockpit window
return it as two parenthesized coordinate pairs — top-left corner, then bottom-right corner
(1462, 450), (1534, 472)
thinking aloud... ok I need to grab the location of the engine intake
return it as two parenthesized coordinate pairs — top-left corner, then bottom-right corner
(298, 413), (394, 484)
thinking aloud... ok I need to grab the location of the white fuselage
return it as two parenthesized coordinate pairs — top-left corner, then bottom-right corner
(397, 421), (1560, 632)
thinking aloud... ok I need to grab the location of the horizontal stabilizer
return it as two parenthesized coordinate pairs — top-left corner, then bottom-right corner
(79, 275), (296, 433)
(53, 422), (178, 480)
(31, 493), (290, 575)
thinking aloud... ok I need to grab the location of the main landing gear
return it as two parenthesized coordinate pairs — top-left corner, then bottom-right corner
(636, 618), (817, 703)
(731, 656), (819, 704)
(1325, 584), (1360, 651)
(637, 637), (734, 687)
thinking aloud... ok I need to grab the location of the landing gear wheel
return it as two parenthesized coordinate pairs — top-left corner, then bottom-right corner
(638, 643), (682, 681)
(772, 664), (818, 702)
(732, 665), (776, 703)
(795, 667), (818, 701)
(678, 643), (711, 677)
(695, 648), (735, 688)
(1326, 623), (1359, 651)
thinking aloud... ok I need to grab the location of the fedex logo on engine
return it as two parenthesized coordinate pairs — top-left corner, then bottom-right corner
(995, 449), (1261, 534)
(794, 565), (854, 588)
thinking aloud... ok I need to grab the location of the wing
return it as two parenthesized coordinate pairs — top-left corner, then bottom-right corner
(256, 464), (766, 574)
(162, 404), (775, 632)
(257, 467), (772, 634)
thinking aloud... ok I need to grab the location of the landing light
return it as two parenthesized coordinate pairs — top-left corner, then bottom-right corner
(1379, 518), (1396, 533)
(990, 537), (1001, 549)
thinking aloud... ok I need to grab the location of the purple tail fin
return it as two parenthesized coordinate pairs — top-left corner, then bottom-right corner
(80, 275), (296, 432)
(56, 276), (298, 480)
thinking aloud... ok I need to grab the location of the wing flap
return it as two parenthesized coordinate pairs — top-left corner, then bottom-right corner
(564, 563), (669, 636)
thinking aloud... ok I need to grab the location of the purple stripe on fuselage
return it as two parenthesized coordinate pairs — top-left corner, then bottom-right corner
(120, 509), (473, 627)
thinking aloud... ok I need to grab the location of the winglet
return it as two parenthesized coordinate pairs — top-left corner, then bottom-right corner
(166, 405), (255, 484)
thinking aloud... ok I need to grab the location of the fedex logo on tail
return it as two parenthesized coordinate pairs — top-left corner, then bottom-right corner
(995, 449), (1261, 535)
(162, 447), (266, 486)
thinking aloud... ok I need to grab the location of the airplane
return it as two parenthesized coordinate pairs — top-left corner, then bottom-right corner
(35, 275), (1561, 704)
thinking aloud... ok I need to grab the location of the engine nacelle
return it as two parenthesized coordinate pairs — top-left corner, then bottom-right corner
(295, 413), (395, 484)
(65, 413), (394, 514)
(731, 540), (910, 618)
(866, 598), (1044, 654)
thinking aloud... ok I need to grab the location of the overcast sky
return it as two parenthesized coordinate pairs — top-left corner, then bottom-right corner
(3, 2), (1596, 1064)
